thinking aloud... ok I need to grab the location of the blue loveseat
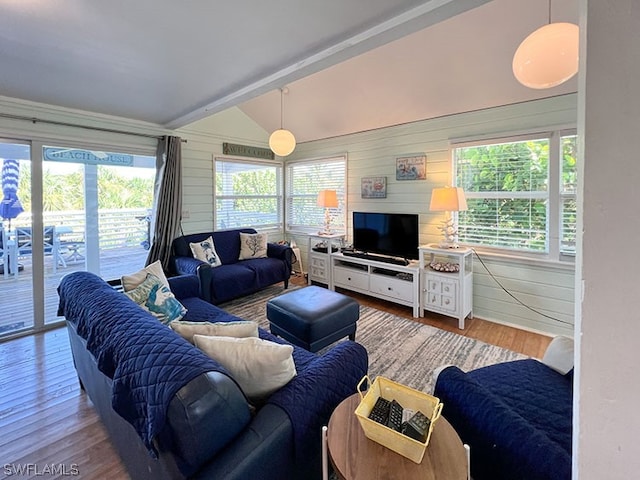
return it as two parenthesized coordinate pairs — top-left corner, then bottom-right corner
(170, 228), (292, 304)
(434, 337), (574, 480)
(58, 271), (368, 480)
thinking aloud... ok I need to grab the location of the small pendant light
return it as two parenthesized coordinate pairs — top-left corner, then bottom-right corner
(269, 87), (296, 157)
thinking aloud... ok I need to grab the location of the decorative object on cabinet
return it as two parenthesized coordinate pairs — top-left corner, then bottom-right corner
(396, 154), (426, 181)
(429, 187), (468, 249)
(317, 189), (339, 235)
(419, 244), (473, 329)
(361, 176), (387, 198)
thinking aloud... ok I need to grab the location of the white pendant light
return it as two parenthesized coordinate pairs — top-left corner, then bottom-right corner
(512, 0), (579, 89)
(269, 87), (296, 157)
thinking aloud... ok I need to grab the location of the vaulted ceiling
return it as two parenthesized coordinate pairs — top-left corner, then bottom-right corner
(0, 0), (578, 144)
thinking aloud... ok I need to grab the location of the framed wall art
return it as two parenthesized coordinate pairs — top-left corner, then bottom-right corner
(396, 154), (426, 180)
(361, 176), (387, 198)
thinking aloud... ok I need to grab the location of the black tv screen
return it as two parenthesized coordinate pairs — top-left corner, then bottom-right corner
(352, 212), (419, 260)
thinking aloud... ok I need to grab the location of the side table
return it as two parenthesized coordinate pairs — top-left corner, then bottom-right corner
(327, 393), (467, 480)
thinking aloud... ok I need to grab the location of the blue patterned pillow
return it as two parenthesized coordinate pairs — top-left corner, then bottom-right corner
(125, 273), (187, 325)
(190, 235), (222, 267)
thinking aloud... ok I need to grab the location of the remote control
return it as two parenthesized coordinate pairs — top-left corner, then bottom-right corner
(368, 397), (390, 424)
(402, 410), (431, 442)
(385, 399), (404, 432)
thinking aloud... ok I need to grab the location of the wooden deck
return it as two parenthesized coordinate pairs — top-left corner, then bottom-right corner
(0, 247), (149, 336)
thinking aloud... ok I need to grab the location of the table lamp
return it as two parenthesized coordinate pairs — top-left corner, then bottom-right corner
(429, 186), (467, 248)
(317, 189), (338, 235)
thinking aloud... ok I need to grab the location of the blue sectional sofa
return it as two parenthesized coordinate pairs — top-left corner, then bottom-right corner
(58, 271), (368, 480)
(170, 228), (292, 304)
(434, 337), (574, 480)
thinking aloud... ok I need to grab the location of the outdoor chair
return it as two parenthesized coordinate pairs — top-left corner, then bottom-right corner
(0, 223), (18, 279)
(15, 226), (67, 273)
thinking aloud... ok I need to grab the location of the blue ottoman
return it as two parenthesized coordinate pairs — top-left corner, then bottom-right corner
(266, 286), (359, 353)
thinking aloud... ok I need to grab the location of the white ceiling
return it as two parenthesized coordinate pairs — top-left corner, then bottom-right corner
(0, 0), (578, 143)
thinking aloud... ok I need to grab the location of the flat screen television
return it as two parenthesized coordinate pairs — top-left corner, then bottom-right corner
(352, 212), (419, 260)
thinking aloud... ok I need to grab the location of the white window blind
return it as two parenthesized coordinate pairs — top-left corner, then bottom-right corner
(453, 131), (577, 259)
(215, 158), (282, 230)
(560, 134), (577, 255)
(455, 137), (550, 252)
(286, 155), (346, 232)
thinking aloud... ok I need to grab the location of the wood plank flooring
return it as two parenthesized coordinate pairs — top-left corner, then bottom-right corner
(0, 275), (551, 480)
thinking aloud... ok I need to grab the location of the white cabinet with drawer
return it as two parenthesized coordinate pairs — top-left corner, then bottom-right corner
(333, 265), (370, 291)
(330, 254), (420, 317)
(307, 233), (344, 287)
(419, 245), (473, 329)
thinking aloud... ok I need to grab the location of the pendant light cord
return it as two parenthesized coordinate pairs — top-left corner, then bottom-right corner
(280, 88), (284, 129)
(548, 0), (551, 24)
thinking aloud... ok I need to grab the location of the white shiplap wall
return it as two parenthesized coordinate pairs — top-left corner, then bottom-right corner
(177, 107), (284, 238)
(288, 94), (578, 336)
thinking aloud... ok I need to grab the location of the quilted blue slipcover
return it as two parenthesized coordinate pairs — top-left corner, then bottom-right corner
(57, 272), (234, 456)
(434, 360), (573, 480)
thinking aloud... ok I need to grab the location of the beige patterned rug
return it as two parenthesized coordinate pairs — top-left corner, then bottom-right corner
(220, 284), (526, 394)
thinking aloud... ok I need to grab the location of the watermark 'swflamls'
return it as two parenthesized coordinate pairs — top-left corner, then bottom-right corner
(3, 463), (79, 476)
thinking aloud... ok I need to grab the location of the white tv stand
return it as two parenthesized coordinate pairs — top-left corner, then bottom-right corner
(330, 252), (420, 317)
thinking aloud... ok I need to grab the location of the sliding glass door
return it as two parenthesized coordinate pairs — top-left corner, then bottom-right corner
(42, 147), (155, 326)
(0, 140), (155, 339)
(0, 141), (33, 336)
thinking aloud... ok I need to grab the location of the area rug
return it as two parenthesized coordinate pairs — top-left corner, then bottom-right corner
(220, 284), (526, 394)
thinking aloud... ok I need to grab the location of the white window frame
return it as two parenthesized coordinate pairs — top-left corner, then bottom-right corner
(452, 129), (577, 262)
(285, 154), (347, 234)
(214, 156), (283, 231)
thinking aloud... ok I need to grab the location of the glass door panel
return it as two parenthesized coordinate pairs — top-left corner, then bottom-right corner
(0, 142), (34, 337)
(42, 147), (154, 325)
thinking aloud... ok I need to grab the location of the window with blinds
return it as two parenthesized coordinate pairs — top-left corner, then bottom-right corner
(215, 158), (282, 230)
(286, 155), (346, 232)
(560, 135), (577, 255)
(453, 131), (577, 258)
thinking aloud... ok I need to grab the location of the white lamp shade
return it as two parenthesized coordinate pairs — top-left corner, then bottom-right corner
(429, 187), (468, 212)
(317, 189), (338, 208)
(269, 129), (296, 156)
(513, 22), (579, 89)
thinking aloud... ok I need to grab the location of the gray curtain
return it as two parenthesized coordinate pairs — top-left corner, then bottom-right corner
(146, 135), (183, 271)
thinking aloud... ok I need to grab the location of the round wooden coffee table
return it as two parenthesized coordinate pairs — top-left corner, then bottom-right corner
(327, 393), (467, 480)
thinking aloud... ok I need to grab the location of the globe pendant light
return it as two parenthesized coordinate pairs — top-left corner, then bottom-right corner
(269, 87), (296, 157)
(512, 0), (579, 89)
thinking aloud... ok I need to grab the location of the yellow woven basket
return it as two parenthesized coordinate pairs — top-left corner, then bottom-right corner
(354, 375), (443, 464)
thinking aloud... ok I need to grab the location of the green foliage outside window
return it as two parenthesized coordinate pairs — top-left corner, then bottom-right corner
(455, 134), (577, 254)
(18, 165), (154, 211)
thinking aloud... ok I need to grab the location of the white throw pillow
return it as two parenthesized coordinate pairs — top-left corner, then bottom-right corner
(190, 236), (222, 267)
(124, 274), (187, 325)
(193, 335), (296, 400)
(121, 260), (170, 292)
(170, 320), (259, 344)
(542, 335), (574, 375)
(238, 232), (268, 260)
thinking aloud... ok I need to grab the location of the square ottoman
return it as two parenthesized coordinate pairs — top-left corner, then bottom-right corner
(266, 286), (359, 353)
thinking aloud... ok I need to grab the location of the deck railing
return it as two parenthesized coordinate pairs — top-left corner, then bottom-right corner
(7, 208), (151, 250)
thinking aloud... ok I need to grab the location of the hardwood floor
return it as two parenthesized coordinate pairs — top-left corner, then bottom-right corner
(0, 276), (551, 480)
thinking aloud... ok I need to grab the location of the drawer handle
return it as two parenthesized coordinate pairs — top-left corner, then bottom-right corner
(348, 277), (351, 281)
(387, 287), (392, 291)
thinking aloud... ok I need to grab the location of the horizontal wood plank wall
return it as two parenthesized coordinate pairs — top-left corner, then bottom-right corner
(288, 94), (578, 336)
(177, 107), (283, 238)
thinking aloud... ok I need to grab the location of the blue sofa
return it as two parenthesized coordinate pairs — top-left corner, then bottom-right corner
(170, 228), (292, 304)
(433, 338), (574, 480)
(58, 271), (368, 480)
